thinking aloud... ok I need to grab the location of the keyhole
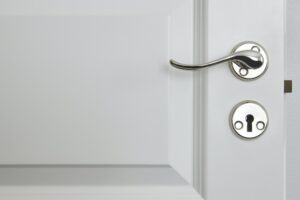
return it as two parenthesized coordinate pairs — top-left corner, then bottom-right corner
(246, 114), (254, 132)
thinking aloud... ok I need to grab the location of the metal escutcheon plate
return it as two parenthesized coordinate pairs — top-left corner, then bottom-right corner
(229, 41), (268, 80)
(230, 100), (268, 139)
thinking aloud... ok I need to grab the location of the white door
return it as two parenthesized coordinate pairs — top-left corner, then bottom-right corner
(0, 0), (285, 200)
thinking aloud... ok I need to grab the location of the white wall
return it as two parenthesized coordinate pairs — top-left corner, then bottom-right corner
(287, 0), (300, 199)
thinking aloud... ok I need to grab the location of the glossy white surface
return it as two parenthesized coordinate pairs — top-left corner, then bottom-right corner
(0, 0), (287, 199)
(0, 0), (193, 172)
(0, 1), (198, 198)
(203, 0), (285, 199)
(0, 16), (169, 164)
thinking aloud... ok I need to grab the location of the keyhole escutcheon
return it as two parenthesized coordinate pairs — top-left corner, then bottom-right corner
(231, 100), (268, 139)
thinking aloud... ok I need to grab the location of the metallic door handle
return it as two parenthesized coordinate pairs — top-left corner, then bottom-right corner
(170, 50), (263, 70)
(169, 41), (268, 80)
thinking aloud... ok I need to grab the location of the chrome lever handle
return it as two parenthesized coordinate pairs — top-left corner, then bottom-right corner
(170, 50), (263, 70)
(169, 41), (269, 80)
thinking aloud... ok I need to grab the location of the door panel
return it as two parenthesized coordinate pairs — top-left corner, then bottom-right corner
(0, 16), (168, 164)
(0, 0), (193, 169)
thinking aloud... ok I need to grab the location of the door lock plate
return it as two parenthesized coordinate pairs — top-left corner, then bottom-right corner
(230, 100), (268, 139)
(229, 41), (268, 80)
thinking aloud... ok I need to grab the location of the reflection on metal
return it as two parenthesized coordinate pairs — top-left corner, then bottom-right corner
(169, 41), (268, 80)
(229, 41), (268, 80)
(230, 100), (268, 139)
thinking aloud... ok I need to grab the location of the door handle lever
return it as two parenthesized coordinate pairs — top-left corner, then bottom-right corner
(170, 50), (263, 70)
(169, 41), (268, 80)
